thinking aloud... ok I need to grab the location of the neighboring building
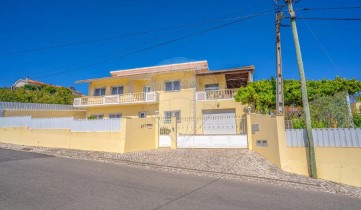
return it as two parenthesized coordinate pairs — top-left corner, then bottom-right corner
(12, 77), (48, 89)
(0, 102), (86, 118)
(73, 60), (254, 134)
(12, 77), (84, 96)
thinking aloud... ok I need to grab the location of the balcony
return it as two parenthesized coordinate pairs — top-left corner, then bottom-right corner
(73, 92), (158, 107)
(195, 89), (237, 101)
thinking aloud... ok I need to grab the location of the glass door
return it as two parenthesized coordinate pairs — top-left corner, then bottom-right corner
(143, 86), (152, 100)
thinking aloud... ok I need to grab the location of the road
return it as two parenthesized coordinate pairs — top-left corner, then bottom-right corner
(0, 148), (360, 210)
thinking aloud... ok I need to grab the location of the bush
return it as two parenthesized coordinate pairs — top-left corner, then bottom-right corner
(353, 113), (361, 128)
(0, 85), (75, 104)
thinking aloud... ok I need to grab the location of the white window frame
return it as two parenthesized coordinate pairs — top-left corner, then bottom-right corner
(109, 113), (122, 119)
(111, 86), (124, 95)
(164, 80), (181, 92)
(94, 87), (106, 96)
(164, 110), (181, 123)
(138, 111), (147, 118)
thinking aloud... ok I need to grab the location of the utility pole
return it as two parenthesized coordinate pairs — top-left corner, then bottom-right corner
(285, 0), (317, 178)
(276, 11), (284, 115)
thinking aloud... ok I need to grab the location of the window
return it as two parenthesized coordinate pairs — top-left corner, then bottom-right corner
(109, 113), (122, 119)
(165, 80), (180, 92)
(205, 84), (219, 91)
(164, 110), (181, 123)
(91, 114), (104, 119)
(111, 86), (124, 95)
(94, 87), (106, 96)
(138, 111), (147, 118)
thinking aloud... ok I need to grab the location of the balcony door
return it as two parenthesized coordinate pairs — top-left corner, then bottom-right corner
(143, 86), (152, 100)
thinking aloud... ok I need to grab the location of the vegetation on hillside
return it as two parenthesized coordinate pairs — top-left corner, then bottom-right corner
(290, 92), (353, 128)
(354, 94), (361, 102)
(0, 84), (75, 105)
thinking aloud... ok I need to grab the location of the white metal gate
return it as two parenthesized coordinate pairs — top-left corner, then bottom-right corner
(159, 135), (171, 147)
(159, 118), (172, 147)
(202, 109), (237, 134)
(177, 135), (247, 148)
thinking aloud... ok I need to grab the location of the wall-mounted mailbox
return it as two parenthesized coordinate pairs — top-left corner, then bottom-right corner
(256, 140), (268, 147)
(252, 124), (260, 133)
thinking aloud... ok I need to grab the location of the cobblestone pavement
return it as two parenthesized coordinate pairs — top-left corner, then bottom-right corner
(1, 143), (360, 199)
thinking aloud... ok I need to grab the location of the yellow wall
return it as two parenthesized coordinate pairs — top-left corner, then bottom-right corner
(280, 144), (361, 187)
(247, 114), (283, 167)
(247, 113), (361, 187)
(123, 117), (159, 153)
(0, 127), (124, 153)
(197, 74), (227, 90)
(3, 110), (86, 119)
(0, 118), (159, 154)
(86, 104), (159, 119)
(155, 71), (195, 121)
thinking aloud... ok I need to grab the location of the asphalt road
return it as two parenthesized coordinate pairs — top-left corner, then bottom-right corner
(0, 148), (360, 210)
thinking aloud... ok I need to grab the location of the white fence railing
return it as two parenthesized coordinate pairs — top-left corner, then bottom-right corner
(0, 102), (82, 110)
(73, 92), (158, 107)
(29, 117), (74, 130)
(0, 116), (121, 132)
(286, 128), (361, 147)
(0, 116), (32, 127)
(195, 89), (237, 101)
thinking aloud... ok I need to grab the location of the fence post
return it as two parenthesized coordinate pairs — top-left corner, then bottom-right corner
(170, 116), (177, 149)
(155, 117), (159, 149)
(246, 114), (253, 150)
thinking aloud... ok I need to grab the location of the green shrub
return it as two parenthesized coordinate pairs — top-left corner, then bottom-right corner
(353, 113), (361, 128)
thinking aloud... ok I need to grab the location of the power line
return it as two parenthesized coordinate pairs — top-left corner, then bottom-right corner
(300, 6), (361, 11)
(294, 17), (361, 21)
(0, 21), (222, 56)
(298, 13), (338, 70)
(33, 11), (273, 79)
(0, 4), (268, 57)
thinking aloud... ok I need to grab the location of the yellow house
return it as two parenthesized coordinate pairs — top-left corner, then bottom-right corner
(74, 61), (254, 134)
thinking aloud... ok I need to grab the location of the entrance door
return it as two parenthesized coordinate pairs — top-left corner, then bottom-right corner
(143, 86), (152, 100)
(202, 109), (237, 134)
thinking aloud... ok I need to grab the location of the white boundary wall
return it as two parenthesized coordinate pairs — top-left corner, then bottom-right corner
(286, 128), (361, 147)
(0, 116), (121, 132)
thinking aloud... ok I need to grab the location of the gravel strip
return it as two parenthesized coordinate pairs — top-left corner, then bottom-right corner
(0, 143), (360, 199)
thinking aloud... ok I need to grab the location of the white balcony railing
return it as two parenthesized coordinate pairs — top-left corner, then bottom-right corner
(73, 92), (158, 107)
(195, 89), (237, 101)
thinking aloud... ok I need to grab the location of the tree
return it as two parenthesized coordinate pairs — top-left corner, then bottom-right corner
(0, 85), (75, 105)
(291, 92), (353, 128)
(234, 78), (276, 113)
(235, 77), (361, 113)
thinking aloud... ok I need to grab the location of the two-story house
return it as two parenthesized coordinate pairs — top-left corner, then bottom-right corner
(73, 60), (253, 135)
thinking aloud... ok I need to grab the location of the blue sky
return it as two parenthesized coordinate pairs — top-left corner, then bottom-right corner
(0, 0), (360, 94)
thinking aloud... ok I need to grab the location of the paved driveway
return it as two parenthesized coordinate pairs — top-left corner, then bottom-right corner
(0, 148), (360, 209)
